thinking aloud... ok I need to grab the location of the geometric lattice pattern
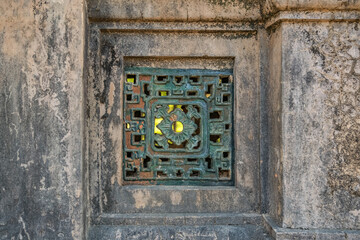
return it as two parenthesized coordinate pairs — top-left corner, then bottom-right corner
(123, 67), (233, 185)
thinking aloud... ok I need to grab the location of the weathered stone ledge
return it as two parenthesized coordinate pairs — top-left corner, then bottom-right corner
(89, 11), (360, 32)
(265, 10), (360, 28)
(93, 213), (263, 226)
(263, 215), (360, 240)
(92, 21), (258, 33)
(269, 0), (360, 11)
(88, 0), (360, 23)
(88, 0), (261, 22)
(89, 224), (272, 239)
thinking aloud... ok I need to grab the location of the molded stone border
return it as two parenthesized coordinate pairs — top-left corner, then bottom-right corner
(94, 213), (263, 226)
(87, 21), (261, 217)
(263, 215), (360, 240)
(87, 0), (261, 22)
(88, 0), (360, 23)
(265, 10), (360, 28)
(265, 0), (360, 13)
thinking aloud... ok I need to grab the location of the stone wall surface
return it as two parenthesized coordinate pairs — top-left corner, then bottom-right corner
(0, 0), (86, 239)
(1, 0), (360, 239)
(279, 21), (360, 229)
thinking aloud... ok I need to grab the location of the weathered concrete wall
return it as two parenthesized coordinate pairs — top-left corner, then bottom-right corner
(1, 0), (360, 238)
(263, 1), (360, 233)
(279, 21), (360, 229)
(0, 1), (86, 239)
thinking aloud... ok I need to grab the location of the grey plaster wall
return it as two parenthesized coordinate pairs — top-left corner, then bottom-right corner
(1, 0), (360, 239)
(0, 1), (86, 239)
(279, 22), (360, 229)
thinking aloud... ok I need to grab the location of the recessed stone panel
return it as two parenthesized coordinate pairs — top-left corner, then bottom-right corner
(88, 26), (260, 214)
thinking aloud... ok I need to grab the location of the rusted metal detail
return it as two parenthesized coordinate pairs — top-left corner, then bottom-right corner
(123, 67), (234, 185)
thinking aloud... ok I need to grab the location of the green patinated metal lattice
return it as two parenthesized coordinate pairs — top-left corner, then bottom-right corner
(123, 67), (233, 185)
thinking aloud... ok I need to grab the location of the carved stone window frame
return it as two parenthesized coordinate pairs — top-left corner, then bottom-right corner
(87, 22), (260, 221)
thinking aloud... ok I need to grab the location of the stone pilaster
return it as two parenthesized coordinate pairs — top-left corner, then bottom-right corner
(265, 0), (360, 238)
(0, 1), (87, 239)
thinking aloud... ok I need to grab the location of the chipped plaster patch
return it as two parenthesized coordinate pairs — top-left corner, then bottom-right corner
(107, 81), (115, 114)
(111, 175), (116, 185)
(18, 216), (31, 240)
(133, 190), (151, 209)
(133, 190), (163, 209)
(20, 160), (34, 169)
(170, 192), (182, 205)
(75, 188), (81, 198)
(350, 209), (360, 216)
